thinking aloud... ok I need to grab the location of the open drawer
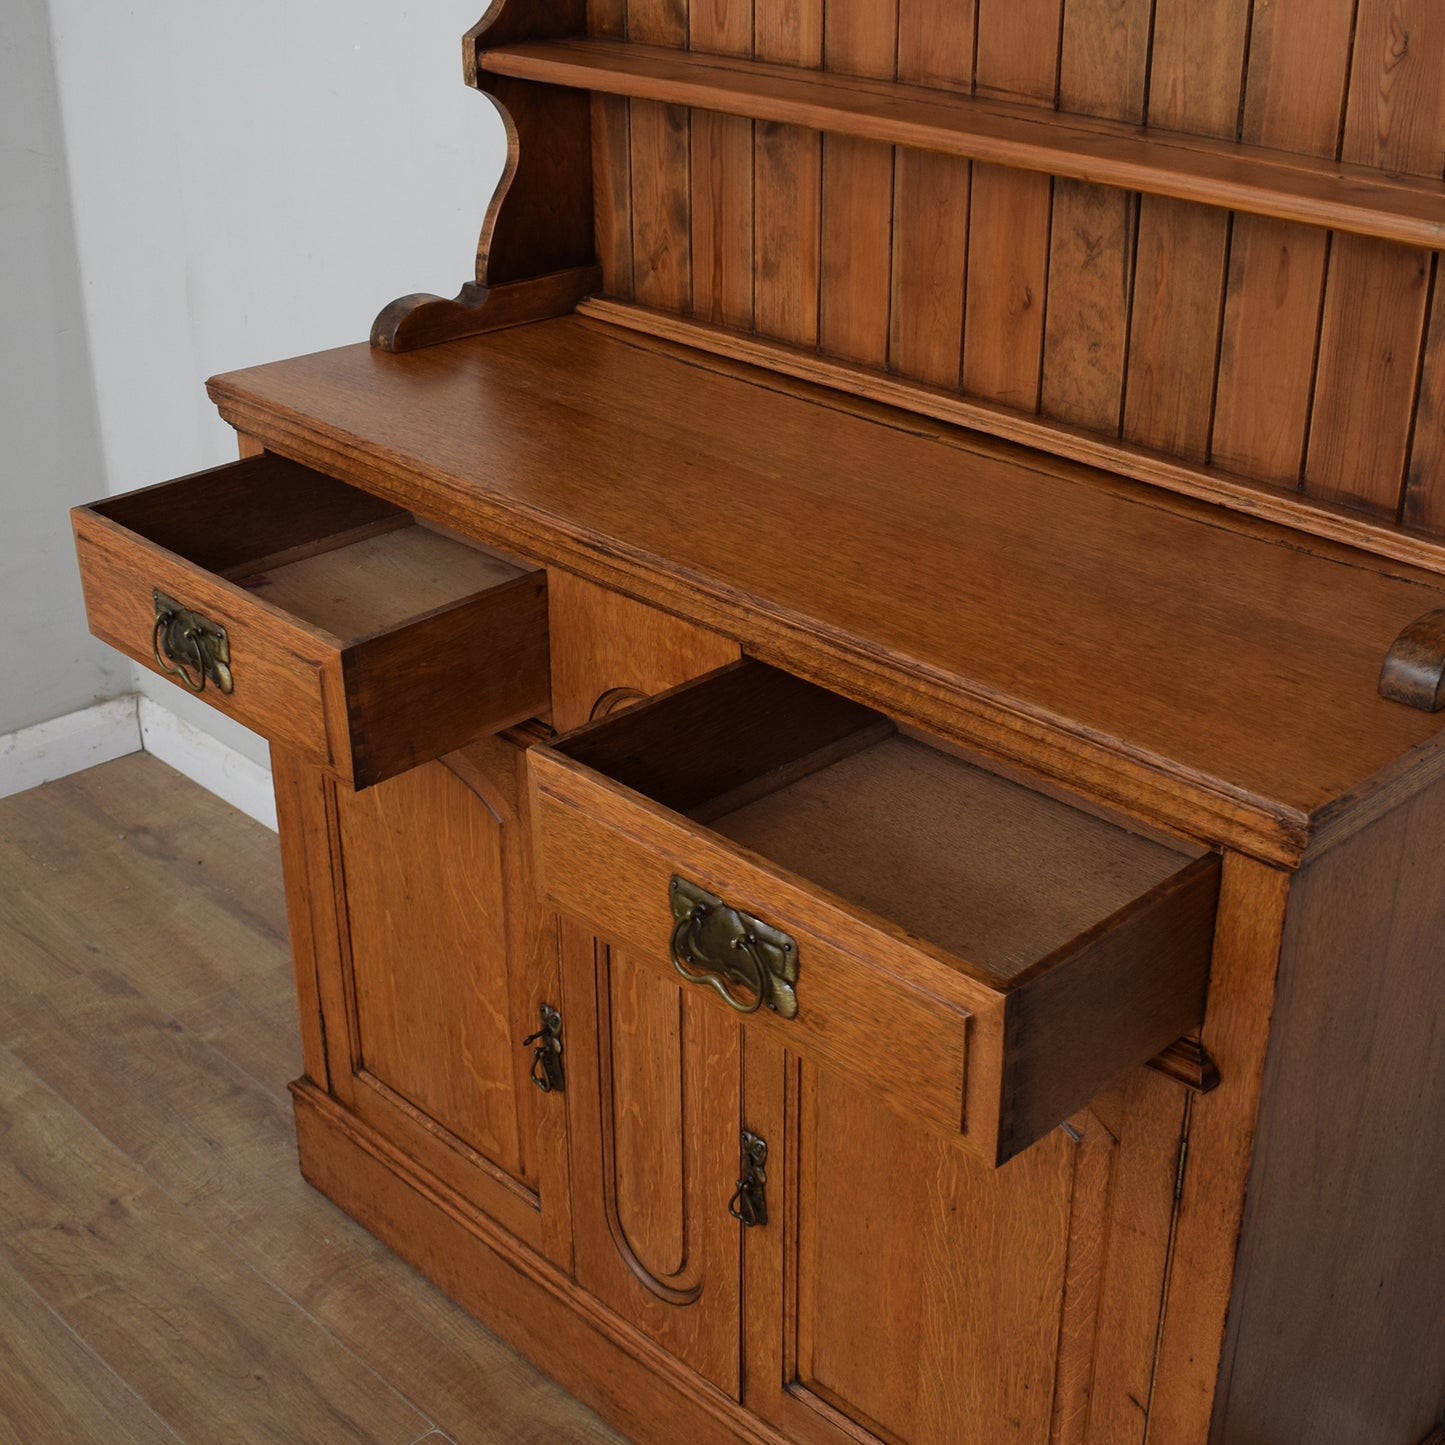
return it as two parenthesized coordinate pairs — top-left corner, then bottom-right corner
(529, 660), (1219, 1164)
(73, 453), (549, 788)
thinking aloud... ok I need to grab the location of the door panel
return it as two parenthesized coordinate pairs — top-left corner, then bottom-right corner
(339, 756), (527, 1176)
(744, 1049), (1187, 1444)
(548, 567), (747, 1390)
(607, 956), (687, 1280)
(279, 732), (570, 1265)
(566, 935), (744, 1394)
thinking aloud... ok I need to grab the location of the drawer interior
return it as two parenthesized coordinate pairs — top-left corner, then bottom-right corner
(705, 733), (1193, 983)
(560, 660), (1205, 996)
(93, 454), (529, 642)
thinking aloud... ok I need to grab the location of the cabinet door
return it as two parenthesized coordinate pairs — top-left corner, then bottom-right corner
(741, 1047), (1189, 1445)
(563, 929), (744, 1394)
(273, 733), (571, 1267)
(546, 570), (747, 1393)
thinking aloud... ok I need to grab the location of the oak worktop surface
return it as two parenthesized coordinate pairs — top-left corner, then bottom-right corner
(208, 316), (1445, 861)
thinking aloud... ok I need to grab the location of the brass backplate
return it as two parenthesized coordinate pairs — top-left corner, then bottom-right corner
(153, 590), (233, 695)
(668, 876), (799, 1017)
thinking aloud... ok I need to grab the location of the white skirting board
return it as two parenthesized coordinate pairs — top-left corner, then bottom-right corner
(137, 697), (277, 831)
(0, 694), (277, 832)
(0, 696), (142, 800)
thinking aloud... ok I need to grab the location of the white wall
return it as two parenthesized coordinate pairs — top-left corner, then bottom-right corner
(46, 1), (507, 766)
(0, 0), (130, 737)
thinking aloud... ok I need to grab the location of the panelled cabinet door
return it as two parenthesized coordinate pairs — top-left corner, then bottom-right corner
(741, 1044), (1190, 1445)
(274, 735), (571, 1267)
(562, 928), (744, 1396)
(546, 569), (749, 1393)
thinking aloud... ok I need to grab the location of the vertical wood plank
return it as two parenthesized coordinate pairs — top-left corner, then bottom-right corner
(1303, 237), (1431, 513)
(962, 0), (1063, 411)
(1040, 0), (1151, 432)
(890, 0), (976, 387)
(1305, 0), (1445, 515)
(1082, 1072), (1189, 1445)
(589, 0), (634, 299)
(1403, 282), (1445, 533)
(1212, 775), (1445, 1443)
(1122, 0), (1250, 461)
(1146, 855), (1291, 1445)
(1210, 0), (1354, 484)
(690, 1), (754, 329)
(820, 1), (898, 367)
(754, 8), (824, 346)
(629, 0), (692, 313)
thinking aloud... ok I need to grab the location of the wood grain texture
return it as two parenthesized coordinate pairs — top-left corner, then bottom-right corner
(0, 1250), (184, 1445)
(584, 294), (1445, 577)
(590, 0), (634, 299)
(1304, 235), (1432, 514)
(629, 0), (692, 314)
(548, 569), (746, 1398)
(1209, 0), (1354, 485)
(630, 101), (694, 311)
(1212, 770), (1445, 1443)
(1083, 1070), (1189, 1444)
(293, 1078), (796, 1445)
(1123, 0), (1250, 461)
(1379, 606), (1445, 711)
(375, 4), (598, 351)
(484, 37), (1445, 247)
(962, 0), (1061, 411)
(753, 4), (823, 348)
(0, 756), (624, 1445)
(311, 730), (570, 1262)
(580, 943), (743, 1393)
(74, 503), (342, 770)
(533, 658), (1216, 1162)
(0, 1040), (434, 1445)
(1146, 854), (1291, 1445)
(1404, 279), (1445, 532)
(208, 322), (1445, 862)
(499, 9), (1445, 540)
(1306, 0), (1445, 515)
(546, 568), (740, 732)
(689, 1), (754, 330)
(819, 1), (897, 367)
(337, 758), (524, 1173)
(1041, 0), (1150, 433)
(74, 457), (551, 789)
(340, 570), (550, 787)
(605, 951), (687, 1280)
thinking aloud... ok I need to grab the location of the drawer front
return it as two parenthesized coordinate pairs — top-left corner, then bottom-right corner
(72, 456), (550, 789)
(532, 762), (981, 1140)
(530, 660), (1220, 1165)
(74, 510), (341, 765)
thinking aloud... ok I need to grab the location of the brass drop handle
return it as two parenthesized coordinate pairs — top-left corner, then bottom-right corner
(727, 1130), (769, 1228)
(152, 591), (233, 695)
(668, 877), (799, 1018)
(522, 1003), (564, 1093)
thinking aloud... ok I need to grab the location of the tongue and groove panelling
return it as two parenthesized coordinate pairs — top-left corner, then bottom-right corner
(588, 0), (1445, 541)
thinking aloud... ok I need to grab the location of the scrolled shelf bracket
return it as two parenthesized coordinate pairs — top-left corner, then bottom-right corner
(1380, 608), (1445, 712)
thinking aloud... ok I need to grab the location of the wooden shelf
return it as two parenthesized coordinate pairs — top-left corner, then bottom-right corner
(479, 38), (1445, 250)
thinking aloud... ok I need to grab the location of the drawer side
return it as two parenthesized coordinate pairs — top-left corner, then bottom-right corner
(997, 853), (1221, 1163)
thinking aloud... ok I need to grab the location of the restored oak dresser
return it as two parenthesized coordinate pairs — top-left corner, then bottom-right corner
(71, 3), (1445, 1442)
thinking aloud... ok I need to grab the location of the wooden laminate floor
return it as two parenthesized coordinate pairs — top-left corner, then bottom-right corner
(0, 752), (625, 1445)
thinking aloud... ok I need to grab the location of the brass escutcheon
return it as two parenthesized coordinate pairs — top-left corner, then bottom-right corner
(668, 876), (798, 1017)
(152, 591), (233, 695)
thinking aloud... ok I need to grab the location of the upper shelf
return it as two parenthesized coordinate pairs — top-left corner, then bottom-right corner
(479, 38), (1445, 251)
